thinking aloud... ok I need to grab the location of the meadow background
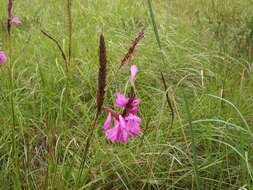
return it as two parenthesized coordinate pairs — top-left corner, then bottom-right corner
(1, 0), (253, 189)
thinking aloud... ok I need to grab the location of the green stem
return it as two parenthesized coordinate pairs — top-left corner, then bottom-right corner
(8, 34), (16, 130)
(183, 91), (201, 190)
(75, 114), (99, 189)
(8, 32), (21, 189)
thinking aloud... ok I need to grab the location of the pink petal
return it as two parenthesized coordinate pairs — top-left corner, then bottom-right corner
(105, 117), (129, 143)
(105, 119), (121, 142)
(129, 107), (138, 115)
(103, 112), (112, 131)
(131, 98), (141, 107)
(130, 65), (138, 85)
(121, 128), (129, 142)
(119, 115), (128, 142)
(10, 18), (21, 24)
(115, 92), (129, 107)
(0, 51), (7, 65)
(119, 115), (127, 129)
(125, 114), (141, 136)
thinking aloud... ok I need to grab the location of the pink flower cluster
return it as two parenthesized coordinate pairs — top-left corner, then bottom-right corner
(103, 65), (141, 142)
(10, 17), (21, 24)
(0, 51), (7, 65)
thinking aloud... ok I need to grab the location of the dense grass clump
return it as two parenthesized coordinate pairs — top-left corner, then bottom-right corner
(0, 0), (253, 189)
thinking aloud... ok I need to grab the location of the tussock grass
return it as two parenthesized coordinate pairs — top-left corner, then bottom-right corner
(0, 0), (253, 189)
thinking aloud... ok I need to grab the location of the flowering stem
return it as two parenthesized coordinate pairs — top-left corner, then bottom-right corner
(8, 35), (16, 129)
(8, 27), (21, 188)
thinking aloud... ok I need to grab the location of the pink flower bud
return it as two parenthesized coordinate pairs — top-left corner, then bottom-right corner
(0, 51), (7, 65)
(130, 65), (138, 86)
(10, 18), (21, 24)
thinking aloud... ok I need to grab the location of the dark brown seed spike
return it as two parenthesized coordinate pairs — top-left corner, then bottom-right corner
(97, 34), (107, 116)
(119, 29), (145, 68)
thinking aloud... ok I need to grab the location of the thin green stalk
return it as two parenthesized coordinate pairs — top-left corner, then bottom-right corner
(75, 114), (98, 189)
(147, 0), (161, 49)
(183, 91), (201, 190)
(8, 31), (21, 190)
(8, 34), (16, 132)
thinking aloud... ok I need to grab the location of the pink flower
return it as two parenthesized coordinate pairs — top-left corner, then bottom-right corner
(129, 106), (138, 115)
(0, 51), (7, 65)
(103, 105), (142, 142)
(104, 113), (141, 142)
(10, 18), (21, 24)
(115, 92), (129, 107)
(131, 98), (140, 107)
(125, 114), (141, 136)
(103, 64), (141, 143)
(105, 115), (129, 142)
(129, 99), (140, 114)
(130, 65), (138, 86)
(115, 92), (140, 108)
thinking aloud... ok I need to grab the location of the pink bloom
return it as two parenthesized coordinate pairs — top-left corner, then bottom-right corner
(129, 107), (138, 115)
(103, 64), (142, 143)
(0, 51), (7, 65)
(115, 92), (140, 108)
(129, 99), (140, 114)
(105, 115), (129, 142)
(131, 98), (140, 107)
(103, 112), (142, 142)
(130, 65), (138, 86)
(10, 18), (21, 24)
(105, 121), (120, 142)
(125, 114), (141, 136)
(115, 92), (129, 107)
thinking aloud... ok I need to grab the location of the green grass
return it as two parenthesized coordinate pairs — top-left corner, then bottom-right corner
(1, 0), (253, 189)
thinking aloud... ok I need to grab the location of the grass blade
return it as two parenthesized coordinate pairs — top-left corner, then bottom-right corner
(183, 91), (201, 190)
(147, 0), (161, 49)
